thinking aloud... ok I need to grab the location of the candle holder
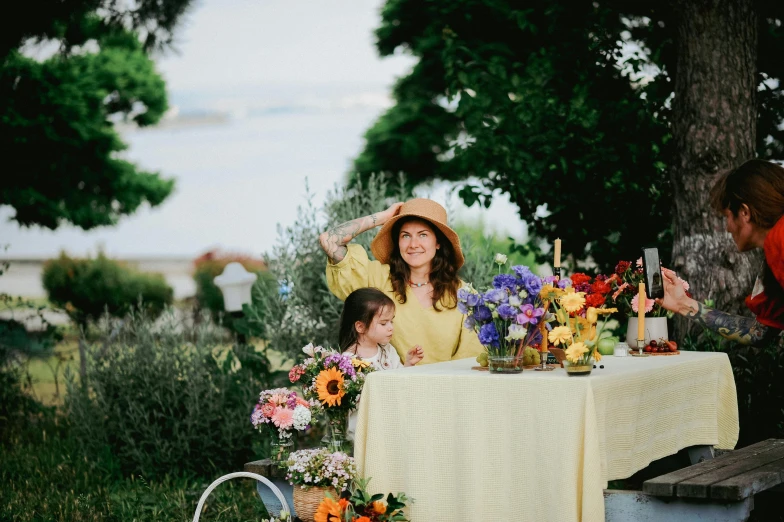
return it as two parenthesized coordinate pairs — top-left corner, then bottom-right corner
(535, 351), (554, 371)
(553, 266), (561, 282)
(632, 339), (649, 357)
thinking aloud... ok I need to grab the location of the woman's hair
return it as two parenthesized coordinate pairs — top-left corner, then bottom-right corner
(387, 217), (460, 311)
(710, 159), (784, 228)
(338, 288), (395, 352)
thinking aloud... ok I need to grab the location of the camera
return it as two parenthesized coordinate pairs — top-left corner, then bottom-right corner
(641, 247), (664, 299)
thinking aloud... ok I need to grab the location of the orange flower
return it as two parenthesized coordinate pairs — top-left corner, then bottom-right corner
(354, 517), (371, 522)
(315, 367), (345, 407)
(314, 496), (343, 522)
(338, 498), (350, 510)
(372, 500), (387, 514)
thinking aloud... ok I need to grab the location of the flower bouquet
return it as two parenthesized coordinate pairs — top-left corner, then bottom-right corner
(289, 343), (375, 451)
(540, 276), (616, 375)
(314, 478), (411, 522)
(458, 255), (547, 373)
(251, 387), (313, 462)
(604, 260), (690, 346)
(285, 448), (356, 522)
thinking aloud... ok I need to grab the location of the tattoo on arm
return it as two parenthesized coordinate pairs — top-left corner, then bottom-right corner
(318, 215), (375, 263)
(687, 302), (777, 346)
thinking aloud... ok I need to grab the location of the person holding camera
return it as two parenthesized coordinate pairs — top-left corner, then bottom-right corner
(658, 159), (784, 346)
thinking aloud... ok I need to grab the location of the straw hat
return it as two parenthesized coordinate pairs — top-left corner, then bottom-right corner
(370, 198), (464, 268)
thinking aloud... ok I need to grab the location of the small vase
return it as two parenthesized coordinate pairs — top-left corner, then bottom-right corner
(321, 409), (349, 453)
(563, 357), (594, 376)
(487, 355), (525, 374)
(293, 485), (337, 522)
(626, 317), (669, 348)
(270, 437), (294, 465)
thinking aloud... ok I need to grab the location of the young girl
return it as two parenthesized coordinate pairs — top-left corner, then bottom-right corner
(340, 288), (423, 440)
(339, 287), (424, 370)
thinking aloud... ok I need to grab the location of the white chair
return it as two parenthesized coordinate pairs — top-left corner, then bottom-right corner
(192, 472), (291, 522)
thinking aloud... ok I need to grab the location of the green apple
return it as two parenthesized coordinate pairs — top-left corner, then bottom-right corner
(597, 336), (618, 356)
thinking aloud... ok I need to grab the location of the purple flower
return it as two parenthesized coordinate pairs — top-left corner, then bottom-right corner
(464, 316), (476, 329)
(483, 288), (508, 304)
(509, 294), (522, 307)
(497, 304), (517, 320)
(466, 293), (480, 307)
(323, 353), (356, 378)
(474, 305), (492, 322)
(523, 275), (543, 297)
(457, 301), (468, 314)
(575, 283), (591, 293)
(512, 265), (534, 279)
(516, 304), (544, 326)
(478, 323), (500, 347)
(557, 278), (572, 289)
(493, 274), (518, 290)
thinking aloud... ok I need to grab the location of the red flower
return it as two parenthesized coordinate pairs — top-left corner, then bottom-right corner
(585, 293), (606, 308)
(615, 261), (631, 275)
(590, 280), (612, 295)
(571, 273), (592, 286)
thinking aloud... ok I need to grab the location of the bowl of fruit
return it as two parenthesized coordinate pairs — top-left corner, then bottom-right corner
(642, 338), (679, 355)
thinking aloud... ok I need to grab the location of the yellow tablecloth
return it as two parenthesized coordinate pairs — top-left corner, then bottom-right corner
(353, 351), (738, 522)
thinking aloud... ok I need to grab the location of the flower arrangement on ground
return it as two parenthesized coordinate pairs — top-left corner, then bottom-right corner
(540, 275), (617, 370)
(603, 259), (690, 318)
(457, 254), (547, 370)
(314, 478), (411, 522)
(251, 387), (313, 462)
(289, 343), (375, 449)
(285, 448), (356, 492)
(261, 511), (292, 522)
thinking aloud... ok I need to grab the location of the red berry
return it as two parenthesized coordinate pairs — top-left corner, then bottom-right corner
(650, 340), (658, 347)
(644, 345), (652, 353)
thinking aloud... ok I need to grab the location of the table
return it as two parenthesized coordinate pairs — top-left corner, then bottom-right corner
(353, 351), (739, 522)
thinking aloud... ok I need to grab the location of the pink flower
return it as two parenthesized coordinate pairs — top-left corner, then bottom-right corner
(261, 402), (276, 418)
(269, 393), (288, 406)
(612, 282), (629, 301)
(289, 366), (304, 383)
(631, 296), (655, 314)
(295, 397), (310, 408)
(272, 407), (294, 430)
(680, 278), (690, 291)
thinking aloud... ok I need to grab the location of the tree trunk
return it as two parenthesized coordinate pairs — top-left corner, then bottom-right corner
(669, 0), (762, 342)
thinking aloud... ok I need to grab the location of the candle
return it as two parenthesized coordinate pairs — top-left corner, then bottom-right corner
(554, 239), (561, 268)
(637, 283), (646, 341)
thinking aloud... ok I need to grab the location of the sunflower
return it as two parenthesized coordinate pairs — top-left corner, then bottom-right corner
(315, 367), (345, 407)
(548, 326), (572, 345)
(565, 342), (589, 363)
(559, 290), (586, 313)
(314, 497), (343, 522)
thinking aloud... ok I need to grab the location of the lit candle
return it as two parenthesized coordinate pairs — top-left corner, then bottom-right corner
(554, 239), (561, 268)
(637, 283), (646, 341)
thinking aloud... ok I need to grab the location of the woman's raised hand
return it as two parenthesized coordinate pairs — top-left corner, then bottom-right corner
(375, 202), (404, 227)
(657, 267), (697, 315)
(405, 344), (424, 366)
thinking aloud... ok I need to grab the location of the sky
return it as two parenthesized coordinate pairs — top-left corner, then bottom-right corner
(0, 0), (526, 260)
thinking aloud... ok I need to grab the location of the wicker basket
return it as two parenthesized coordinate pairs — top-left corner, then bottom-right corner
(293, 485), (337, 522)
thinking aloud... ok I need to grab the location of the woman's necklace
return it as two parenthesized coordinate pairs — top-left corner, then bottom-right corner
(408, 280), (430, 288)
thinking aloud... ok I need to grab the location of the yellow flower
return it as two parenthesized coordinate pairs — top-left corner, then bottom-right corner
(314, 496), (343, 522)
(594, 350), (602, 362)
(586, 307), (598, 324)
(351, 358), (370, 370)
(565, 342), (589, 363)
(559, 291), (586, 313)
(539, 284), (564, 301)
(569, 316), (592, 337)
(548, 326), (572, 345)
(315, 368), (345, 407)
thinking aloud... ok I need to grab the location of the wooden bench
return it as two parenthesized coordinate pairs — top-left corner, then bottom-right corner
(605, 439), (784, 521)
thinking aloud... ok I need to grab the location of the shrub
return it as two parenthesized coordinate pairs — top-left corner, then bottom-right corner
(42, 252), (173, 327)
(192, 251), (274, 333)
(64, 308), (278, 479)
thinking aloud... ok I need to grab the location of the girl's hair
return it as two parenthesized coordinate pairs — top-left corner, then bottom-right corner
(388, 217), (460, 311)
(338, 287), (395, 352)
(710, 159), (784, 228)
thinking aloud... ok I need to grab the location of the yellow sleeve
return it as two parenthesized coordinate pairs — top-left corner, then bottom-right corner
(325, 243), (390, 301)
(452, 322), (484, 360)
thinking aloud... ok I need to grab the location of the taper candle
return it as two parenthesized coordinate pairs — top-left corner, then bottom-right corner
(554, 239), (561, 268)
(637, 283), (646, 341)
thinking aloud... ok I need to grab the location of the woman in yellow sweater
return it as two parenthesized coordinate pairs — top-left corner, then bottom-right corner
(318, 198), (483, 364)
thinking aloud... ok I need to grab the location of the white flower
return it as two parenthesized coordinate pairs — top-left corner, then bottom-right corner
(302, 343), (316, 356)
(494, 253), (508, 265)
(505, 324), (528, 341)
(292, 405), (311, 430)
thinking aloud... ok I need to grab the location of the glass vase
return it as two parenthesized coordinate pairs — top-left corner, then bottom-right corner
(563, 356), (594, 376)
(270, 437), (294, 464)
(321, 409), (349, 453)
(487, 354), (525, 374)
